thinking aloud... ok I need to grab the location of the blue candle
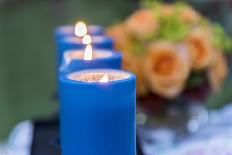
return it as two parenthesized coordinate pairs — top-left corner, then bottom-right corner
(59, 47), (122, 74)
(55, 25), (104, 40)
(56, 36), (113, 67)
(55, 21), (109, 68)
(59, 69), (136, 155)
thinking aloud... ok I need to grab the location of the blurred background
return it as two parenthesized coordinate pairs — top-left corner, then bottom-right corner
(0, 0), (232, 141)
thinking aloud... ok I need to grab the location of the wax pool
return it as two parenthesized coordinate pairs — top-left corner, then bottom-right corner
(59, 49), (122, 74)
(59, 69), (136, 155)
(56, 36), (113, 67)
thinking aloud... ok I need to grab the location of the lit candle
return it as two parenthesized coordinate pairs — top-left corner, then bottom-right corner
(59, 69), (136, 155)
(59, 44), (122, 74)
(55, 22), (113, 66)
(55, 21), (104, 39)
(58, 35), (113, 52)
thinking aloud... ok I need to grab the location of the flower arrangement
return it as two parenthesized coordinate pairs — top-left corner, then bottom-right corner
(107, 1), (232, 99)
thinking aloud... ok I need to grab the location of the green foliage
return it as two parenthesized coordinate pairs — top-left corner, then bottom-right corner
(141, 0), (191, 42)
(155, 14), (190, 42)
(140, 0), (232, 53)
(212, 24), (232, 53)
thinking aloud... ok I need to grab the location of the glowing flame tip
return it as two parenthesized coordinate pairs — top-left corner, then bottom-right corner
(75, 21), (87, 37)
(82, 34), (92, 44)
(84, 44), (93, 60)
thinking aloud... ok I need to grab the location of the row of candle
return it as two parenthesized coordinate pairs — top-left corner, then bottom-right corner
(55, 21), (136, 155)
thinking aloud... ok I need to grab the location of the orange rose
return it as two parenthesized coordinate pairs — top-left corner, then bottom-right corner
(107, 24), (131, 53)
(143, 41), (191, 98)
(107, 24), (149, 96)
(185, 28), (213, 71)
(208, 50), (228, 91)
(125, 9), (159, 39)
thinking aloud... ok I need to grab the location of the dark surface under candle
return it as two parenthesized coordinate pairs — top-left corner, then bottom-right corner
(59, 69), (136, 155)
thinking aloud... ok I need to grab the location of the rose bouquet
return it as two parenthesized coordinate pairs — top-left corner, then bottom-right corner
(107, 1), (232, 102)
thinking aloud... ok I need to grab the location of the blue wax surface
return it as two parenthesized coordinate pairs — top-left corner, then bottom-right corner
(59, 69), (136, 155)
(59, 50), (122, 74)
(56, 36), (114, 68)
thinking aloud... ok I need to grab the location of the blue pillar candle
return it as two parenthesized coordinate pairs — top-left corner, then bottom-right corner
(59, 69), (136, 155)
(57, 36), (113, 67)
(59, 48), (122, 74)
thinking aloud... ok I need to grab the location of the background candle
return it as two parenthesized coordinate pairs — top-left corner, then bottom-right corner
(59, 69), (136, 155)
(55, 25), (104, 40)
(56, 36), (114, 67)
(59, 49), (122, 74)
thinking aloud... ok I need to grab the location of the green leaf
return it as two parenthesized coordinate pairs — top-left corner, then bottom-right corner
(212, 24), (232, 53)
(154, 15), (190, 42)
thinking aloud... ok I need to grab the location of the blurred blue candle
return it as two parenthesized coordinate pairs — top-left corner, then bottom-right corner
(59, 47), (121, 74)
(55, 24), (104, 40)
(57, 36), (113, 67)
(55, 21), (112, 68)
(59, 69), (136, 155)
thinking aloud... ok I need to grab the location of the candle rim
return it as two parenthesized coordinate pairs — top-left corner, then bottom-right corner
(63, 35), (112, 44)
(60, 69), (135, 84)
(64, 49), (122, 61)
(56, 25), (104, 34)
(56, 25), (104, 31)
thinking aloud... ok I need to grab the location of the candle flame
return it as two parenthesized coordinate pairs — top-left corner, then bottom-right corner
(99, 74), (109, 83)
(75, 21), (87, 37)
(84, 44), (93, 60)
(82, 34), (92, 44)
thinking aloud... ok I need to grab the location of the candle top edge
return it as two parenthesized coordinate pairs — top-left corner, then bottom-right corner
(63, 69), (135, 83)
(56, 25), (104, 35)
(63, 49), (120, 61)
(57, 25), (104, 30)
(65, 49), (117, 53)
(63, 35), (112, 44)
